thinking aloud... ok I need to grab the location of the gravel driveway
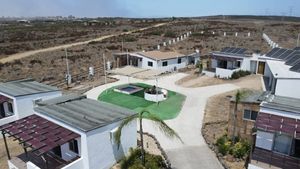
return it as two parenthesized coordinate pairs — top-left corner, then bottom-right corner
(86, 73), (238, 169)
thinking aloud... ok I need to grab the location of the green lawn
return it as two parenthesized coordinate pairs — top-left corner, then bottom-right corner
(98, 83), (186, 120)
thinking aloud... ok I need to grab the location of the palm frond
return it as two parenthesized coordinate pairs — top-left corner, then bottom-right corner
(145, 111), (183, 143)
(114, 113), (138, 149)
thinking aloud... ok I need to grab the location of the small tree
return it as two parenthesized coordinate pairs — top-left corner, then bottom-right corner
(114, 110), (182, 166)
(231, 90), (246, 144)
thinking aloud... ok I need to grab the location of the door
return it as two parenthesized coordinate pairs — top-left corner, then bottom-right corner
(52, 146), (62, 158)
(0, 103), (4, 118)
(257, 62), (265, 75)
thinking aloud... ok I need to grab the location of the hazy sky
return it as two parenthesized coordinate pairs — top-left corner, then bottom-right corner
(1, 0), (300, 18)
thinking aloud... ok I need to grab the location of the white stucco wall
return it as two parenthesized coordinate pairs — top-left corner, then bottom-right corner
(86, 121), (137, 169)
(140, 56), (158, 69)
(211, 59), (218, 68)
(35, 110), (136, 169)
(61, 158), (84, 169)
(157, 57), (187, 72)
(275, 78), (300, 99)
(216, 67), (240, 78)
(15, 91), (62, 119)
(0, 91), (61, 127)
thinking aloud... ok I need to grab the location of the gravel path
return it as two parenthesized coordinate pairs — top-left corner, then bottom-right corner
(86, 73), (239, 169)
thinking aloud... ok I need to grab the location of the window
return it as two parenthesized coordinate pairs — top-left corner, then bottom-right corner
(69, 139), (79, 154)
(7, 102), (13, 113)
(147, 61), (153, 67)
(256, 131), (274, 151)
(273, 133), (292, 155)
(178, 58), (182, 64)
(243, 109), (258, 121)
(162, 61), (168, 67)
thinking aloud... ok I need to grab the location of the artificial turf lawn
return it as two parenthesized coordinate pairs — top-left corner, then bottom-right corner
(98, 83), (186, 120)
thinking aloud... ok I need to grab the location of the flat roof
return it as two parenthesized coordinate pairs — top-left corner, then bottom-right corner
(261, 95), (300, 113)
(230, 90), (267, 104)
(0, 79), (59, 97)
(266, 60), (300, 79)
(137, 51), (185, 60)
(211, 52), (252, 59)
(34, 95), (135, 132)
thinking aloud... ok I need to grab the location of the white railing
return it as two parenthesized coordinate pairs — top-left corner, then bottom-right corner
(61, 158), (84, 169)
(216, 67), (240, 78)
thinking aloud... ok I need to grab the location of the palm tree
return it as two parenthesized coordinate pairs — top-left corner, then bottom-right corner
(231, 90), (245, 144)
(114, 110), (182, 166)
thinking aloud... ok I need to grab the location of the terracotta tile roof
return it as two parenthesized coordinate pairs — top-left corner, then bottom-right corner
(137, 51), (185, 60)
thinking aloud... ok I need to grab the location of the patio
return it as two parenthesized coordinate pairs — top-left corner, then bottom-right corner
(0, 114), (80, 169)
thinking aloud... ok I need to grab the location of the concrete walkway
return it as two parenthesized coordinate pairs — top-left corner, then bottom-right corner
(86, 73), (238, 169)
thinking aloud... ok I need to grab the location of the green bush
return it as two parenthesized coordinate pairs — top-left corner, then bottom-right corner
(231, 140), (251, 158)
(164, 31), (176, 38)
(120, 148), (166, 169)
(231, 70), (251, 79)
(216, 135), (251, 158)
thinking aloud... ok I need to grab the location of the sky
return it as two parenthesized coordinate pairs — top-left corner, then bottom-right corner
(1, 0), (300, 18)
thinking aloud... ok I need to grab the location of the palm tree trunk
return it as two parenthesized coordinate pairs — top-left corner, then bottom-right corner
(232, 102), (238, 144)
(139, 114), (145, 166)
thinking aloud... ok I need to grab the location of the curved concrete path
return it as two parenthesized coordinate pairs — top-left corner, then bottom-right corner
(86, 73), (238, 169)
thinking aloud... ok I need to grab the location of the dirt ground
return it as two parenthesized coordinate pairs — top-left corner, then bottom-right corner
(0, 138), (23, 169)
(0, 18), (295, 90)
(176, 70), (263, 91)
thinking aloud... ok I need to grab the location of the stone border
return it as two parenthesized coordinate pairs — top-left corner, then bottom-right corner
(138, 131), (172, 169)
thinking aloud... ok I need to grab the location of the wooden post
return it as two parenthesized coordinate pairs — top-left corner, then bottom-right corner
(2, 132), (11, 160)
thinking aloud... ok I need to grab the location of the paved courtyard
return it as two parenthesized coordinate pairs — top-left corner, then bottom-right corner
(86, 73), (238, 169)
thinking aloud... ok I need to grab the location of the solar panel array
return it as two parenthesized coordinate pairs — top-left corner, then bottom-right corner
(265, 47), (300, 73)
(293, 47), (300, 51)
(221, 47), (247, 54)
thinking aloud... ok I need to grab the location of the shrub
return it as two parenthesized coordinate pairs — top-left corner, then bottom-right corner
(120, 148), (166, 169)
(216, 134), (251, 158)
(164, 31), (176, 38)
(231, 70), (251, 79)
(231, 140), (251, 158)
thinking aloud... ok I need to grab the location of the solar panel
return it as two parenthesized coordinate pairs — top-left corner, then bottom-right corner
(272, 48), (288, 58)
(266, 48), (280, 57)
(221, 47), (230, 52)
(293, 47), (300, 51)
(278, 50), (293, 60)
(226, 48), (235, 53)
(284, 51), (300, 61)
(230, 48), (241, 54)
(236, 48), (247, 54)
(285, 54), (300, 66)
(290, 63), (300, 72)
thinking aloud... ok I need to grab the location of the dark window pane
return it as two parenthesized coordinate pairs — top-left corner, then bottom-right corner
(273, 134), (292, 155)
(148, 61), (153, 67)
(243, 109), (251, 120)
(162, 61), (168, 66)
(178, 58), (182, 64)
(251, 111), (258, 120)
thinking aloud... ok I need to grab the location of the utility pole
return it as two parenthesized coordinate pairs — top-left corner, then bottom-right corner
(65, 48), (71, 87)
(297, 33), (300, 47)
(126, 49), (129, 65)
(103, 53), (107, 84)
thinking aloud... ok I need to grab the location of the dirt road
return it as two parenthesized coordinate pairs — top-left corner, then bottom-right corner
(0, 22), (168, 64)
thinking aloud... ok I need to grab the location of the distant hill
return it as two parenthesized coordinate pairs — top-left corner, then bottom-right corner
(199, 15), (300, 22)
